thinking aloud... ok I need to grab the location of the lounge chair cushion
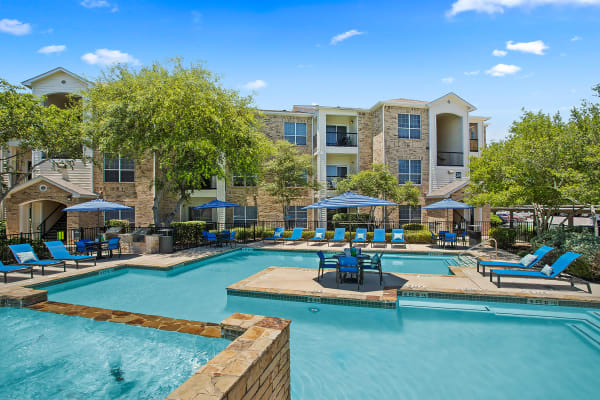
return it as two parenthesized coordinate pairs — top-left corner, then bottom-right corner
(273, 231), (282, 238)
(371, 254), (380, 264)
(315, 232), (324, 239)
(17, 252), (36, 263)
(520, 254), (537, 266)
(540, 265), (553, 276)
(393, 232), (404, 241)
(356, 232), (365, 240)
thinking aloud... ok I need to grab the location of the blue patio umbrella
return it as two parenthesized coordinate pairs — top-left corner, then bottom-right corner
(193, 200), (240, 209)
(423, 198), (474, 228)
(62, 199), (133, 227)
(303, 192), (397, 209)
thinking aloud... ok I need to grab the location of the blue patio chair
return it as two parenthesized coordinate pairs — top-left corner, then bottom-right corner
(327, 228), (346, 247)
(283, 227), (304, 244)
(490, 252), (590, 292)
(264, 227), (285, 243)
(351, 228), (368, 245)
(308, 228), (327, 244)
(477, 246), (554, 275)
(226, 231), (236, 247)
(391, 229), (405, 247)
(103, 237), (121, 258)
(8, 243), (66, 275)
(75, 239), (94, 255)
(44, 241), (96, 268)
(202, 230), (209, 243)
(371, 229), (387, 248)
(361, 253), (383, 285)
(337, 256), (361, 290)
(0, 260), (33, 283)
(459, 231), (467, 246)
(317, 251), (337, 281)
(444, 232), (457, 248)
(206, 232), (218, 247)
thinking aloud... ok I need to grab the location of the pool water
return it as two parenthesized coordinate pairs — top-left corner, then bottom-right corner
(0, 307), (229, 400)
(41, 249), (600, 399)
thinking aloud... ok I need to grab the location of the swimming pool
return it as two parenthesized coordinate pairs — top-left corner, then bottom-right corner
(40, 249), (600, 399)
(0, 307), (229, 399)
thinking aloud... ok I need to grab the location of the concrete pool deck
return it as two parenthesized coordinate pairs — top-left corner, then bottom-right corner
(1, 242), (599, 308)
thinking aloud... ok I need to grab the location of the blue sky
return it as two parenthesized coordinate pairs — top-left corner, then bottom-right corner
(1, 0), (599, 140)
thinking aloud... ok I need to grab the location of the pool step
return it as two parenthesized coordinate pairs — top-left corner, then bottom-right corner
(454, 255), (477, 267)
(588, 311), (600, 324)
(398, 299), (490, 312)
(569, 323), (600, 349)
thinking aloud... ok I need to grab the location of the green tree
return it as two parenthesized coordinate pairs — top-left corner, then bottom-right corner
(262, 140), (320, 218)
(0, 78), (86, 203)
(83, 59), (272, 225)
(336, 163), (420, 222)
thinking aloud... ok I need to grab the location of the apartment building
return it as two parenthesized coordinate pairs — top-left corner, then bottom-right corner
(2, 67), (489, 235)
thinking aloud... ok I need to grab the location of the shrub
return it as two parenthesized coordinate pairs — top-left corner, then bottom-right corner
(489, 227), (517, 249)
(490, 214), (503, 227)
(171, 221), (206, 243)
(531, 230), (600, 281)
(332, 213), (370, 222)
(106, 219), (130, 228)
(402, 223), (427, 231)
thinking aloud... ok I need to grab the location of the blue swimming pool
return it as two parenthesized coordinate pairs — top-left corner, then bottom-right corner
(0, 307), (229, 399)
(40, 249), (600, 399)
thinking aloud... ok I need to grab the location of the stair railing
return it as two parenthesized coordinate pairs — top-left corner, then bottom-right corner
(37, 204), (65, 238)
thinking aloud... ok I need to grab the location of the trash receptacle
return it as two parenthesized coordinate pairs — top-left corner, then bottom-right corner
(468, 230), (481, 247)
(158, 229), (173, 254)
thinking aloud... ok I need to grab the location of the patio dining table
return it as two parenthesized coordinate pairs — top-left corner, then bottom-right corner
(86, 240), (109, 259)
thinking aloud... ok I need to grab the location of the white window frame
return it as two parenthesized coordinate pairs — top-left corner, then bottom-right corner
(398, 113), (421, 139)
(284, 122), (307, 145)
(104, 154), (135, 183)
(232, 173), (257, 187)
(233, 206), (258, 224)
(104, 208), (135, 225)
(398, 159), (421, 185)
(398, 205), (421, 224)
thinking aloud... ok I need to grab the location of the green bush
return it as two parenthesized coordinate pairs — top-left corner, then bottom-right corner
(489, 227), (517, 249)
(402, 223), (427, 231)
(106, 219), (130, 228)
(531, 230), (600, 281)
(490, 214), (503, 227)
(171, 221), (207, 243)
(332, 213), (370, 222)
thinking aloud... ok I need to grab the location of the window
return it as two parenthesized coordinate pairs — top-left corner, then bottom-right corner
(104, 207), (135, 225)
(233, 206), (258, 226)
(284, 122), (307, 145)
(285, 206), (307, 228)
(233, 173), (257, 187)
(469, 123), (479, 152)
(104, 154), (135, 182)
(398, 160), (421, 185)
(326, 165), (348, 189)
(189, 207), (213, 222)
(398, 114), (421, 139)
(398, 205), (421, 225)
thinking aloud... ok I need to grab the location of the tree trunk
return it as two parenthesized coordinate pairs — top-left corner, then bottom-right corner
(163, 194), (187, 226)
(152, 186), (166, 226)
(592, 204), (599, 237)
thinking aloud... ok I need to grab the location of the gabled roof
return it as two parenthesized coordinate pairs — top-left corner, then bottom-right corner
(427, 92), (476, 112)
(427, 179), (471, 199)
(6, 176), (97, 199)
(21, 67), (93, 89)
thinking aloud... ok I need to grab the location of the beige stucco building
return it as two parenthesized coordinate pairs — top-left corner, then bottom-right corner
(2, 67), (490, 235)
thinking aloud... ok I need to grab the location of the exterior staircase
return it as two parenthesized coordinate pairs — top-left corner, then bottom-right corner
(43, 213), (67, 241)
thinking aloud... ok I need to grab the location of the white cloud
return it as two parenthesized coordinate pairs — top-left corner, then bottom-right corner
(81, 49), (139, 65)
(80, 0), (110, 8)
(41, 28), (54, 34)
(38, 44), (66, 54)
(464, 70), (480, 76)
(486, 64), (521, 77)
(571, 35), (582, 41)
(492, 49), (507, 57)
(506, 40), (548, 55)
(243, 80), (267, 90)
(0, 19), (32, 35)
(446, 0), (600, 17)
(330, 29), (365, 45)
(441, 77), (455, 84)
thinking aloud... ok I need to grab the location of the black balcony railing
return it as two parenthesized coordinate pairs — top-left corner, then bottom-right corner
(326, 132), (357, 147)
(437, 152), (464, 166)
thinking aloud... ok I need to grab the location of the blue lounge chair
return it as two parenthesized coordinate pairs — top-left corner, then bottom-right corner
(337, 256), (360, 290)
(351, 228), (368, 245)
(44, 241), (96, 268)
(264, 227), (284, 243)
(371, 229), (387, 248)
(490, 252), (590, 292)
(477, 246), (554, 275)
(361, 253), (383, 285)
(308, 228), (327, 244)
(391, 229), (405, 247)
(284, 227), (304, 244)
(317, 251), (337, 281)
(104, 237), (121, 258)
(0, 260), (33, 283)
(327, 228), (346, 247)
(8, 244), (66, 275)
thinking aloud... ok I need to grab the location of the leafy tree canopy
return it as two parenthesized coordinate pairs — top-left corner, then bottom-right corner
(83, 59), (272, 225)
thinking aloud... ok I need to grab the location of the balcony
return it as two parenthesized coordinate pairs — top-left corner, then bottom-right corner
(437, 152), (463, 167)
(470, 139), (479, 152)
(326, 132), (357, 147)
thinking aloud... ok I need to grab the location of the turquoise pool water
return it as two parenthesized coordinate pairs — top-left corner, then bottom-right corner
(41, 249), (600, 399)
(0, 307), (229, 399)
